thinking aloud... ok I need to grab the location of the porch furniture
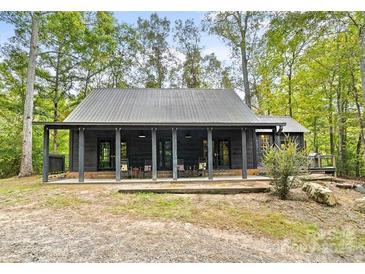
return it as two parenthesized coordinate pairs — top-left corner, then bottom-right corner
(177, 159), (185, 177)
(144, 160), (152, 178)
(198, 158), (207, 177)
(121, 159), (129, 172)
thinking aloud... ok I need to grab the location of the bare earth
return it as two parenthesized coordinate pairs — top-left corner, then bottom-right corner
(0, 176), (364, 263)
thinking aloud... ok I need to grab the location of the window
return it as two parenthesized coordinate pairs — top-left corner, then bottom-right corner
(121, 141), (127, 159)
(259, 135), (271, 151)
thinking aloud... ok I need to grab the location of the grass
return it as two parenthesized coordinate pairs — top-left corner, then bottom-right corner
(108, 192), (319, 242)
(1, 176), (364, 255)
(44, 195), (91, 209)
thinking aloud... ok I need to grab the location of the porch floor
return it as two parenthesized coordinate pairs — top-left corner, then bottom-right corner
(48, 175), (270, 184)
(48, 175), (271, 194)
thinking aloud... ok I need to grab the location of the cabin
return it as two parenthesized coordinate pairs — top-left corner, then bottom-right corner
(39, 88), (308, 182)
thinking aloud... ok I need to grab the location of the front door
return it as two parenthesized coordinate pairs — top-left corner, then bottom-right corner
(158, 139), (172, 170)
(98, 140), (113, 170)
(214, 140), (231, 169)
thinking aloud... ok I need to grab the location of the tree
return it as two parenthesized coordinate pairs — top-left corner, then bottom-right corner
(0, 12), (41, 177)
(204, 12), (265, 108)
(135, 13), (172, 88)
(39, 12), (85, 152)
(174, 19), (202, 88)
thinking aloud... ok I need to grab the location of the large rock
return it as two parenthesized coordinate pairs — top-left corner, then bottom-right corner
(302, 182), (337, 206)
(354, 184), (365, 194)
(354, 197), (365, 213)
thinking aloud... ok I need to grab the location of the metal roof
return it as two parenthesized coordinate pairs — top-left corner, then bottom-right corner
(64, 88), (275, 126)
(256, 116), (309, 133)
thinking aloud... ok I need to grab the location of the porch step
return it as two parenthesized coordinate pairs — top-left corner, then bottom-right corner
(118, 186), (270, 194)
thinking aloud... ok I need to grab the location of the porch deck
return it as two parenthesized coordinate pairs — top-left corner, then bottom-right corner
(48, 175), (270, 184)
(48, 175), (271, 194)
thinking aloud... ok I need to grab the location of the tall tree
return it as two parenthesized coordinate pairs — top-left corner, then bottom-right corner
(135, 13), (172, 88)
(174, 19), (202, 88)
(204, 12), (265, 108)
(0, 12), (41, 176)
(39, 12), (85, 152)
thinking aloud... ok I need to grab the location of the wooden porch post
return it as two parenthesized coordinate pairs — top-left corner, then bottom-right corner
(151, 128), (157, 180)
(42, 126), (49, 182)
(78, 127), (85, 182)
(172, 128), (178, 180)
(207, 128), (213, 180)
(115, 128), (121, 182)
(241, 128), (247, 179)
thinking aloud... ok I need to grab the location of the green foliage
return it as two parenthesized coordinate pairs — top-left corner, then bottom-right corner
(263, 139), (309, 199)
(1, 11), (365, 178)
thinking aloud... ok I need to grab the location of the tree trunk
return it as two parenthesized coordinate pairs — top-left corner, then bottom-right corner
(288, 65), (293, 117)
(360, 13), (365, 101)
(356, 133), (361, 177)
(18, 12), (40, 177)
(236, 12), (251, 108)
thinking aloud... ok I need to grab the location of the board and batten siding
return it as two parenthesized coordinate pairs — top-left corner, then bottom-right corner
(70, 128), (257, 172)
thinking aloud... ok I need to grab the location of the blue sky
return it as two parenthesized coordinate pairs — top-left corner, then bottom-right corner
(0, 11), (230, 62)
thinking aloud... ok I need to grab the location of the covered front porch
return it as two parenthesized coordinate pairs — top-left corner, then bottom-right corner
(41, 124), (281, 183)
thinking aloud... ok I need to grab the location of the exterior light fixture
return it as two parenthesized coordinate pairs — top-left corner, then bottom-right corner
(185, 133), (192, 139)
(138, 132), (146, 138)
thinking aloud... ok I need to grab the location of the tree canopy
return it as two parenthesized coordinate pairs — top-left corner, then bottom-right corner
(1, 11), (365, 178)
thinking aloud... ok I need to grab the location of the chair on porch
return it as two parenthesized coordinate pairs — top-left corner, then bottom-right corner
(144, 160), (152, 178)
(198, 158), (207, 177)
(177, 159), (185, 177)
(121, 159), (129, 177)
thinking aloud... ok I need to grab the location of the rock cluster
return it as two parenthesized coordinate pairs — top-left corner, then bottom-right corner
(302, 182), (337, 206)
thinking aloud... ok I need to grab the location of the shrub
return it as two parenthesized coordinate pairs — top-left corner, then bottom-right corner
(263, 138), (308, 200)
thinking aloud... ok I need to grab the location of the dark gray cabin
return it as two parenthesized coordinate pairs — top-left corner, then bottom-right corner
(38, 88), (307, 182)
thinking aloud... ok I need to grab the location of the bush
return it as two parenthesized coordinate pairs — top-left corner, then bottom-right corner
(263, 138), (308, 200)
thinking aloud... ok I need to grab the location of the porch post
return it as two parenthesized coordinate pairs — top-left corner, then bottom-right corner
(207, 127), (213, 180)
(273, 126), (280, 147)
(151, 128), (157, 180)
(78, 127), (85, 182)
(241, 128), (247, 179)
(115, 128), (121, 182)
(172, 127), (178, 180)
(42, 126), (49, 183)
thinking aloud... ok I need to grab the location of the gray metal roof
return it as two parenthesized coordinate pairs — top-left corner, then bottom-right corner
(64, 88), (273, 126)
(256, 116), (309, 133)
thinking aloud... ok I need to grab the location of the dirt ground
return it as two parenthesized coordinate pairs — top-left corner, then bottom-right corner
(0, 176), (364, 263)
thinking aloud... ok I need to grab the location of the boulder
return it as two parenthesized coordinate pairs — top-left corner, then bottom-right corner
(302, 182), (337, 206)
(354, 184), (365, 194)
(354, 197), (365, 213)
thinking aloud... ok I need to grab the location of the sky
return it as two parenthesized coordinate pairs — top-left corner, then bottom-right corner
(0, 11), (231, 62)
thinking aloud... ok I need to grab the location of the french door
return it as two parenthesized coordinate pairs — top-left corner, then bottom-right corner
(158, 139), (172, 170)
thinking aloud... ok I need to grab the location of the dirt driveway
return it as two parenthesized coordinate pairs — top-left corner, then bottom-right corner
(0, 176), (364, 262)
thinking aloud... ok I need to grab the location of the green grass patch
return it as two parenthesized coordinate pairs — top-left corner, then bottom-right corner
(108, 192), (318, 242)
(44, 195), (91, 209)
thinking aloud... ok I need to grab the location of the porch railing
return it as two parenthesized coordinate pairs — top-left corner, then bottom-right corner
(49, 153), (65, 174)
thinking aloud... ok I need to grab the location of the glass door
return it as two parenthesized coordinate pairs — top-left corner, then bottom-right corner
(98, 140), (113, 170)
(215, 140), (231, 169)
(158, 139), (172, 170)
